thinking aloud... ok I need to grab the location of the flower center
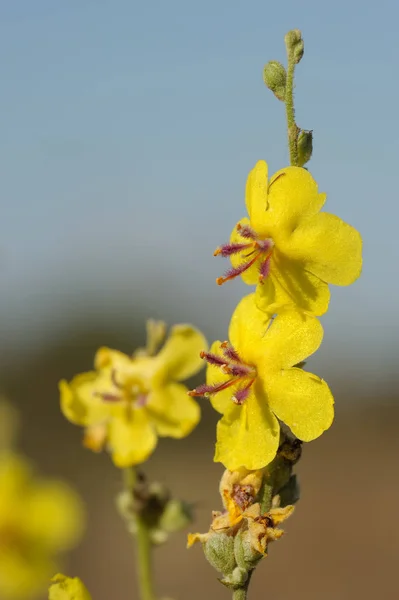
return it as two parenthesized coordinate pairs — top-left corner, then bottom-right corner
(95, 369), (148, 407)
(214, 223), (274, 285)
(189, 342), (257, 405)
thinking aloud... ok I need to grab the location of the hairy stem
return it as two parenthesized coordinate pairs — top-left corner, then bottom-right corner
(135, 515), (156, 600)
(123, 468), (156, 600)
(232, 572), (253, 600)
(285, 53), (298, 166)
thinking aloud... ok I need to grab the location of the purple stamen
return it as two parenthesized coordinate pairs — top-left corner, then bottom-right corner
(201, 351), (229, 367)
(232, 386), (251, 405)
(221, 343), (241, 363)
(259, 256), (271, 282)
(136, 393), (148, 407)
(96, 392), (122, 402)
(237, 223), (258, 240)
(216, 251), (260, 285)
(227, 364), (254, 377)
(214, 242), (253, 257)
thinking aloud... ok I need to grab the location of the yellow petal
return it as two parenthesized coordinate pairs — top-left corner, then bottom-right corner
(95, 346), (132, 370)
(228, 294), (271, 364)
(59, 374), (111, 427)
(285, 212), (363, 286)
(229, 218), (261, 285)
(187, 532), (209, 548)
(108, 408), (157, 467)
(266, 166), (326, 231)
(267, 367), (334, 441)
(22, 481), (84, 552)
(245, 161), (269, 226)
(214, 393), (280, 470)
(154, 324), (207, 382)
(256, 309), (324, 371)
(49, 574), (92, 600)
(256, 252), (331, 316)
(147, 382), (200, 438)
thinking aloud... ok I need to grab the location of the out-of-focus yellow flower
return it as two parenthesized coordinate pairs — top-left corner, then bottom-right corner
(214, 160), (362, 316)
(190, 294), (334, 470)
(60, 321), (207, 467)
(49, 574), (91, 600)
(0, 453), (84, 600)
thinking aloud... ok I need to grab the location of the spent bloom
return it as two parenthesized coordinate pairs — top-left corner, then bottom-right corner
(214, 161), (362, 316)
(60, 320), (207, 467)
(0, 453), (84, 600)
(188, 467), (293, 556)
(49, 574), (91, 600)
(190, 294), (334, 470)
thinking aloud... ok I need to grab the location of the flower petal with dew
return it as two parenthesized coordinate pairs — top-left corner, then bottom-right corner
(214, 160), (362, 316)
(60, 321), (207, 468)
(0, 453), (84, 600)
(189, 294), (334, 470)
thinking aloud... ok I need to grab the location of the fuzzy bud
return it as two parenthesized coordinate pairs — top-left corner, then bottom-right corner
(297, 129), (313, 167)
(234, 530), (264, 571)
(263, 60), (287, 101)
(284, 29), (304, 64)
(203, 532), (237, 577)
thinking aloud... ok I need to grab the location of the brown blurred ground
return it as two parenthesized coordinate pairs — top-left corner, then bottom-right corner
(2, 326), (398, 600)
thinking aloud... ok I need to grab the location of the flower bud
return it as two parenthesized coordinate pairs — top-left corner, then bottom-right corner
(234, 530), (264, 571)
(263, 61), (286, 101)
(284, 29), (304, 64)
(297, 129), (313, 167)
(203, 532), (237, 576)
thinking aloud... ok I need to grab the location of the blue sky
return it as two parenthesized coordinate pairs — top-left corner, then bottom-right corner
(0, 1), (397, 396)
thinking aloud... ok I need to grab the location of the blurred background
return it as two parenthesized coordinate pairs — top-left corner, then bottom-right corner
(0, 1), (398, 599)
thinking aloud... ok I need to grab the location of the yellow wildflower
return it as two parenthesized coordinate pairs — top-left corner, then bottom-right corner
(49, 574), (92, 600)
(190, 294), (334, 470)
(60, 321), (207, 467)
(0, 453), (84, 600)
(214, 160), (362, 315)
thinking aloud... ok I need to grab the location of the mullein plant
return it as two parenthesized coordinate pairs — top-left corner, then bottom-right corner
(51, 29), (362, 600)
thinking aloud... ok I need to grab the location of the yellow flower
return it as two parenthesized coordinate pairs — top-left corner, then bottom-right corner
(214, 160), (362, 316)
(0, 453), (84, 600)
(60, 321), (207, 467)
(190, 294), (334, 470)
(49, 574), (91, 600)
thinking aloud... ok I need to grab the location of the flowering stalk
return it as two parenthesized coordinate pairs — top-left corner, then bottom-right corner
(123, 468), (156, 600)
(284, 30), (303, 166)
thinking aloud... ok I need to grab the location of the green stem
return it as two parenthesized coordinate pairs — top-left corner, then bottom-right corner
(232, 572), (252, 600)
(285, 52), (298, 166)
(122, 468), (156, 600)
(135, 515), (156, 600)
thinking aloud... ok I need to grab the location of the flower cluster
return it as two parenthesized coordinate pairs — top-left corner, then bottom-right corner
(191, 160), (362, 470)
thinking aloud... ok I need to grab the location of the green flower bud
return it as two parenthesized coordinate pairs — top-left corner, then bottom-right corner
(297, 129), (313, 167)
(159, 499), (192, 534)
(263, 61), (287, 101)
(203, 532), (236, 576)
(284, 29), (305, 64)
(278, 475), (300, 507)
(234, 530), (264, 571)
